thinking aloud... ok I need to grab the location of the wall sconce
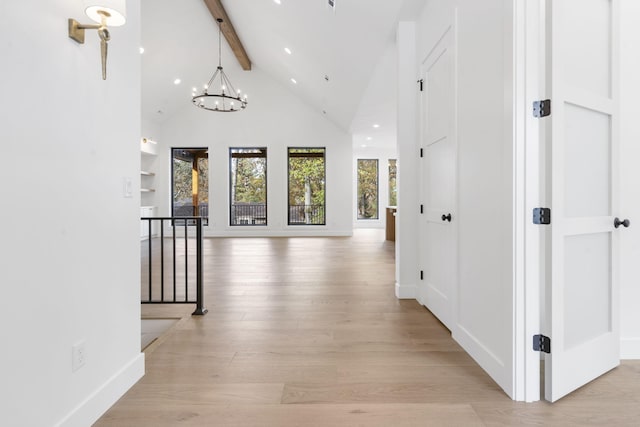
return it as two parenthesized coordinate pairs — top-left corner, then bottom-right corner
(68, 1), (127, 80)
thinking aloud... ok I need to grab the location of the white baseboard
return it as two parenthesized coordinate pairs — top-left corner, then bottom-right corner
(453, 325), (514, 400)
(56, 353), (145, 427)
(395, 282), (417, 299)
(205, 230), (353, 238)
(621, 338), (640, 359)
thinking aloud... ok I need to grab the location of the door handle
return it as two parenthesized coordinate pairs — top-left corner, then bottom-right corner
(614, 217), (630, 229)
(441, 213), (452, 222)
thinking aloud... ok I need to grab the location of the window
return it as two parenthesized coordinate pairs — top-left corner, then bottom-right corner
(288, 148), (326, 225)
(357, 159), (378, 220)
(171, 148), (209, 225)
(389, 159), (397, 206)
(229, 148), (267, 226)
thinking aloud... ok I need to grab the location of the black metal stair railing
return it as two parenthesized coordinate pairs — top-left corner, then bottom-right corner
(140, 216), (207, 316)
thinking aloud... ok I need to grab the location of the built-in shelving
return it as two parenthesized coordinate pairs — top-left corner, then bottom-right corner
(140, 137), (158, 239)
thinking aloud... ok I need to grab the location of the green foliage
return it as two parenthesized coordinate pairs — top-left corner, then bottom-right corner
(288, 148), (325, 207)
(231, 150), (267, 203)
(357, 159), (378, 219)
(388, 159), (397, 206)
(173, 158), (192, 203)
(172, 149), (209, 206)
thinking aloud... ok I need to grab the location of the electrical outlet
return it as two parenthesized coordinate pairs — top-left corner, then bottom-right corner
(72, 341), (86, 372)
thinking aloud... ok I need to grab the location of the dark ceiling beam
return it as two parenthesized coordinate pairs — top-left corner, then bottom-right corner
(202, 0), (252, 71)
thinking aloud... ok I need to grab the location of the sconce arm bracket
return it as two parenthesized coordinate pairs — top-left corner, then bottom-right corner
(68, 19), (102, 44)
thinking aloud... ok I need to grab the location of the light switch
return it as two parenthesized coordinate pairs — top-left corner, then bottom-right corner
(123, 177), (133, 198)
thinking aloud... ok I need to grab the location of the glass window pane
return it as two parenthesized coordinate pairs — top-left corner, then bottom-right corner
(389, 159), (397, 207)
(288, 148), (326, 225)
(229, 148), (267, 226)
(171, 148), (209, 226)
(357, 159), (378, 220)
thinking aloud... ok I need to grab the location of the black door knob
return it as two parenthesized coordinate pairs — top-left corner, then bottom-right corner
(614, 217), (630, 228)
(441, 213), (452, 222)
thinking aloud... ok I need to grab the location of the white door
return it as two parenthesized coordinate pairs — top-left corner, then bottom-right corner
(545, 0), (621, 402)
(419, 26), (456, 330)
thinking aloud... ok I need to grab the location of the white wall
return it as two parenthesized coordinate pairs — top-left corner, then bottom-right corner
(0, 1), (144, 426)
(412, 0), (516, 397)
(142, 118), (162, 142)
(620, 0), (640, 359)
(150, 68), (353, 237)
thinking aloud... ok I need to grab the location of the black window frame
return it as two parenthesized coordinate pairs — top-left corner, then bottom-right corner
(287, 147), (326, 226)
(357, 158), (379, 220)
(229, 147), (268, 226)
(170, 147), (209, 226)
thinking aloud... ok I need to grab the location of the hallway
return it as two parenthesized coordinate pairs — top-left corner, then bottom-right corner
(96, 230), (640, 426)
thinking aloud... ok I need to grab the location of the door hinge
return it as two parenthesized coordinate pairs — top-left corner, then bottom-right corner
(533, 207), (551, 225)
(420, 204), (424, 214)
(533, 99), (551, 118)
(533, 334), (551, 354)
(418, 79), (424, 91)
(420, 270), (424, 280)
(420, 148), (424, 158)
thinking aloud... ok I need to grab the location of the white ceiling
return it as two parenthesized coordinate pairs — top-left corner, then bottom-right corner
(141, 0), (425, 147)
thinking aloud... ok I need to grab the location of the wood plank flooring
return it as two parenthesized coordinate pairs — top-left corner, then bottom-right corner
(96, 229), (640, 426)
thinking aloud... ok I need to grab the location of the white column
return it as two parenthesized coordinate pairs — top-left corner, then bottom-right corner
(395, 21), (419, 299)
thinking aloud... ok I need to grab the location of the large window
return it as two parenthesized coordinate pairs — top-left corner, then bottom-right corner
(288, 148), (326, 225)
(229, 148), (267, 226)
(389, 159), (397, 206)
(357, 159), (379, 220)
(171, 148), (209, 225)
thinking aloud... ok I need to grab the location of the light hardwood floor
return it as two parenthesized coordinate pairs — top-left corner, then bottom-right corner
(96, 229), (640, 426)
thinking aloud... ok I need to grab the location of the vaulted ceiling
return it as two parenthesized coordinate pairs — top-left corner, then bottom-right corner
(141, 0), (425, 147)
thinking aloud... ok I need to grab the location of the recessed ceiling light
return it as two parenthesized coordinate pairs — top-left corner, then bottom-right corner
(290, 78), (297, 84)
(284, 47), (292, 55)
(174, 78), (181, 85)
(274, 0), (281, 4)
(192, 87), (197, 92)
(366, 137), (372, 141)
(139, 47), (145, 54)
(373, 124), (380, 128)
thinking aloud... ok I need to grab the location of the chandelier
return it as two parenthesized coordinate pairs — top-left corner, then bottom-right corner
(192, 18), (248, 112)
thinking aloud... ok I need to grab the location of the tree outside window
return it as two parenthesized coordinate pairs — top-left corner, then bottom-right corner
(171, 148), (209, 225)
(389, 159), (397, 206)
(229, 148), (267, 226)
(288, 148), (326, 225)
(357, 159), (378, 219)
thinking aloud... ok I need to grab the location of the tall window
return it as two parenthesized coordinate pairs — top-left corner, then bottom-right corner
(171, 148), (209, 225)
(229, 148), (267, 226)
(288, 148), (326, 225)
(357, 159), (378, 220)
(388, 159), (397, 206)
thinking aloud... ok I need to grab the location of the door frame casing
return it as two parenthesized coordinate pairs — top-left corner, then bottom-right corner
(516, 0), (545, 402)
